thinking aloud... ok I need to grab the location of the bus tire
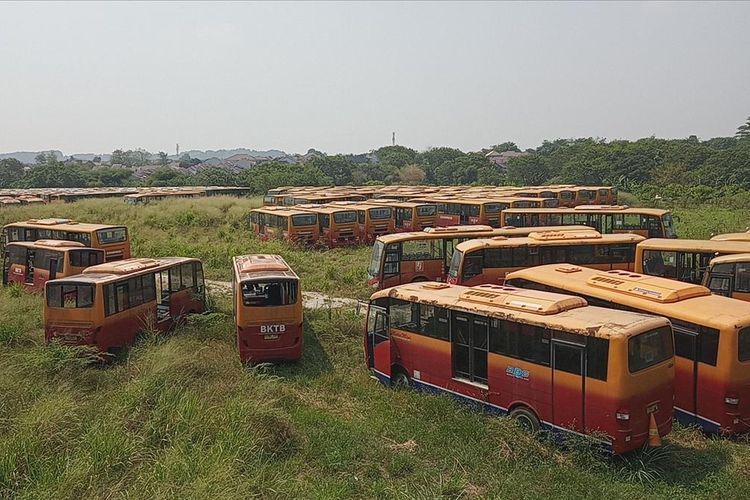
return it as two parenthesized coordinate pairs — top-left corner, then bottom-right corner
(510, 406), (540, 433)
(391, 367), (410, 389)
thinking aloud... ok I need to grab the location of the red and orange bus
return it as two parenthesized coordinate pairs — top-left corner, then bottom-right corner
(3, 240), (104, 292)
(296, 204), (360, 247)
(367, 200), (439, 231)
(506, 264), (750, 435)
(448, 231), (643, 286)
(44, 257), (206, 354)
(3, 219), (131, 261)
(249, 207), (320, 245)
(365, 282), (674, 453)
(232, 254), (303, 363)
(501, 206), (676, 239)
(367, 225), (592, 290)
(329, 202), (395, 244)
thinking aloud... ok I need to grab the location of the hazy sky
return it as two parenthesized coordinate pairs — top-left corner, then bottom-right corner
(1, 1), (748, 155)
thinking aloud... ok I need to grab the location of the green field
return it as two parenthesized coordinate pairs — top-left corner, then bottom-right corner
(1, 198), (750, 498)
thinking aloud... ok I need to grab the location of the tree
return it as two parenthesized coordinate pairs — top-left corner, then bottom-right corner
(506, 155), (552, 185)
(375, 145), (418, 168)
(307, 155), (355, 184)
(0, 158), (24, 188)
(737, 116), (750, 140)
(398, 164), (426, 185)
(491, 141), (520, 153)
(146, 167), (188, 187)
(192, 167), (238, 186)
(158, 151), (170, 166)
(20, 161), (89, 188)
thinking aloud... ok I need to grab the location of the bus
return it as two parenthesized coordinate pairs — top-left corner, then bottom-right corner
(703, 254), (750, 302)
(283, 193), (366, 206)
(448, 231), (643, 286)
(232, 254), (303, 363)
(123, 189), (205, 205)
(3, 219), (131, 261)
(711, 230), (750, 242)
(364, 282), (673, 454)
(367, 200), (439, 231)
(635, 239), (750, 285)
(501, 206), (677, 239)
(3, 240), (104, 292)
(367, 225), (593, 290)
(296, 204), (360, 247)
(506, 264), (750, 435)
(329, 202), (395, 244)
(248, 207), (320, 245)
(44, 257), (206, 354)
(408, 197), (506, 227)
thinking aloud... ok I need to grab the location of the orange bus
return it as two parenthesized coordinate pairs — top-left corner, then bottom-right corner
(367, 200), (439, 231)
(283, 193), (366, 206)
(329, 202), (395, 244)
(408, 197), (506, 227)
(703, 254), (750, 302)
(448, 231), (643, 286)
(2, 219), (131, 261)
(44, 257), (206, 354)
(367, 225), (592, 290)
(365, 282), (673, 454)
(501, 206), (676, 239)
(635, 239), (750, 285)
(249, 207), (320, 245)
(296, 204), (360, 247)
(3, 240), (104, 292)
(506, 264), (750, 435)
(232, 254), (303, 363)
(711, 230), (750, 242)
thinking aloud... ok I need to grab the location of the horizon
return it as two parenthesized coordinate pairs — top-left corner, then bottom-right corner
(1, 2), (749, 154)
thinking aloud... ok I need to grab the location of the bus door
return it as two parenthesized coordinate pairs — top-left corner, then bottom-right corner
(157, 269), (171, 322)
(48, 257), (58, 281)
(672, 325), (698, 425)
(552, 340), (585, 433)
(2, 250), (9, 285)
(443, 238), (457, 276)
(366, 304), (390, 375)
(25, 250), (35, 284)
(602, 214), (614, 234)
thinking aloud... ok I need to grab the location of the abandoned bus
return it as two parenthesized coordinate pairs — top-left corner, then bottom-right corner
(296, 204), (360, 247)
(329, 202), (395, 244)
(44, 257), (206, 353)
(636, 239), (750, 285)
(249, 207), (320, 245)
(702, 254), (750, 302)
(232, 254), (303, 363)
(3, 240), (104, 292)
(501, 206), (676, 239)
(365, 282), (673, 454)
(2, 219), (131, 261)
(506, 264), (750, 435)
(448, 230), (643, 286)
(367, 225), (592, 290)
(367, 200), (439, 231)
(711, 230), (750, 242)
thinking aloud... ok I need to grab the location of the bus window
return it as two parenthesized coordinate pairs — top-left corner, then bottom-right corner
(402, 239), (442, 261)
(47, 283), (94, 309)
(334, 211), (357, 224)
(97, 228), (127, 245)
(739, 327), (750, 362)
(70, 250), (104, 267)
(417, 205), (437, 217)
(369, 208), (392, 220)
(628, 327), (674, 373)
(292, 214), (316, 227)
(737, 262), (750, 292)
(642, 250), (676, 278)
(242, 280), (298, 306)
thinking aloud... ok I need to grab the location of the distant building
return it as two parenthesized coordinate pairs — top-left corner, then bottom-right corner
(485, 150), (529, 170)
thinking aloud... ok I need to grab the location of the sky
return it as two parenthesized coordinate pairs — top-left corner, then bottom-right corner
(0, 1), (749, 155)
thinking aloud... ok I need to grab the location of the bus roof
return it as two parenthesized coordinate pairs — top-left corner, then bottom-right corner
(455, 231), (644, 253)
(506, 264), (750, 329)
(7, 239), (89, 250)
(233, 254), (299, 281)
(59, 257), (199, 284)
(295, 204), (357, 214)
(4, 219), (124, 232)
(637, 238), (750, 253)
(709, 253), (750, 265)
(501, 206), (670, 216)
(371, 282), (666, 339)
(710, 231), (750, 242)
(250, 207), (320, 217)
(374, 225), (596, 245)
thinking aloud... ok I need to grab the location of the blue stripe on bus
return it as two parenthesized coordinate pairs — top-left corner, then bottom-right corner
(673, 407), (722, 434)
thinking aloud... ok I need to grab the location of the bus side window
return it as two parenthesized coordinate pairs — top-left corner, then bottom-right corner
(389, 298), (418, 332)
(736, 263), (750, 293)
(586, 337), (609, 381)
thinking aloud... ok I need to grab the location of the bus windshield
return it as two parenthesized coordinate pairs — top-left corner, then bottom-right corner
(292, 214), (317, 227)
(46, 283), (95, 309)
(369, 208), (392, 220)
(484, 203), (502, 214)
(368, 240), (385, 278)
(448, 250), (462, 278)
(417, 205), (437, 217)
(97, 227), (127, 245)
(628, 326), (673, 373)
(241, 280), (298, 306)
(334, 211), (358, 224)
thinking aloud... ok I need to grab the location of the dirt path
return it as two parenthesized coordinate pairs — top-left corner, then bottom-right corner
(205, 280), (360, 310)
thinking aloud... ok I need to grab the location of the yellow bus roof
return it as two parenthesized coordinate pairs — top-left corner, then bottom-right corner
(4, 219), (125, 232)
(250, 207), (320, 217)
(7, 240), (89, 250)
(371, 282), (667, 339)
(295, 205), (357, 215)
(456, 231), (644, 253)
(375, 225), (594, 245)
(637, 238), (750, 253)
(709, 253), (750, 265)
(61, 257), (200, 285)
(710, 231), (750, 242)
(501, 206), (670, 216)
(505, 264), (750, 329)
(233, 254), (299, 281)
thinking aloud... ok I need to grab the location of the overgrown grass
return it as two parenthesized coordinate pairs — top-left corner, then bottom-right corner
(2, 198), (750, 497)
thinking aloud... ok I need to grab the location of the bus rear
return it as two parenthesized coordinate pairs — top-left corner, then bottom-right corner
(44, 278), (101, 347)
(327, 210), (360, 246)
(233, 255), (303, 363)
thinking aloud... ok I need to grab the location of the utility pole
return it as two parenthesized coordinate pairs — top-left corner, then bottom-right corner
(176, 143), (180, 157)
(392, 132), (395, 146)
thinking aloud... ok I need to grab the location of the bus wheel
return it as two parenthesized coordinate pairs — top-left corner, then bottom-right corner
(391, 368), (410, 389)
(510, 406), (540, 433)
